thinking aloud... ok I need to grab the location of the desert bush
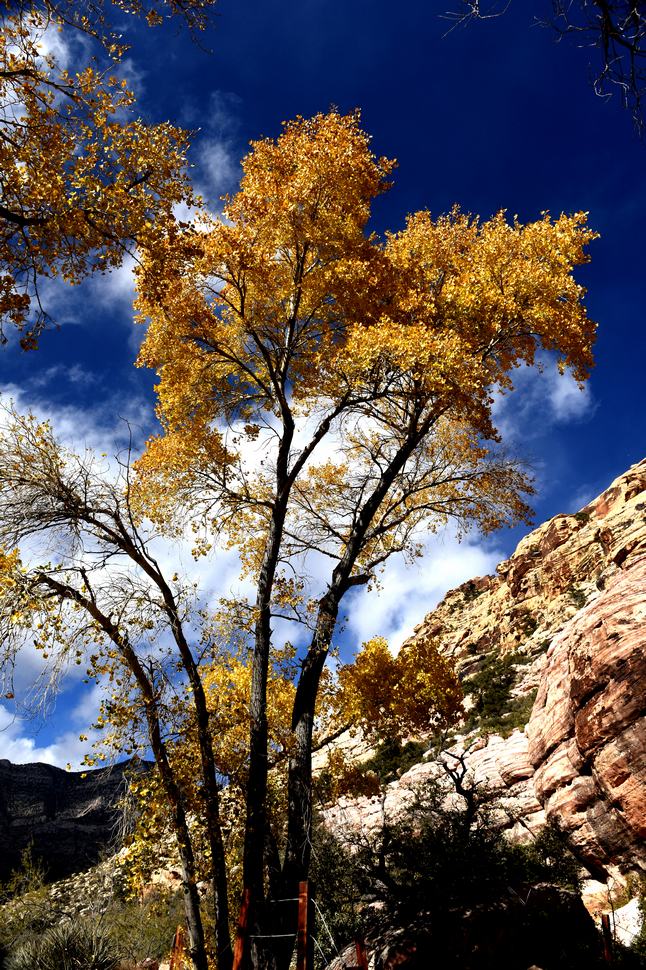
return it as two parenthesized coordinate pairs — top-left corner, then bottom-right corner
(568, 585), (588, 609)
(507, 819), (582, 893)
(462, 651), (536, 737)
(103, 889), (184, 967)
(0, 844), (183, 970)
(360, 738), (429, 784)
(308, 821), (361, 967)
(0, 843), (52, 960)
(627, 874), (646, 959)
(332, 771), (584, 925)
(5, 919), (120, 970)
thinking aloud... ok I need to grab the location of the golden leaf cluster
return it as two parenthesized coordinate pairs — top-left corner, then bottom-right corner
(335, 634), (464, 741)
(0, 0), (208, 348)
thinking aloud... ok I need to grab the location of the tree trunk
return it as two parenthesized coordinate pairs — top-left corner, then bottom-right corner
(171, 806), (211, 970)
(45, 583), (214, 970)
(243, 434), (294, 967)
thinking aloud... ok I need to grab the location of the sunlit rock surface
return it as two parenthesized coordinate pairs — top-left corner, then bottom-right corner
(527, 553), (646, 876)
(322, 458), (646, 902)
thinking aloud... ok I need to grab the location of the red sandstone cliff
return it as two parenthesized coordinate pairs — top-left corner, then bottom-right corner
(322, 458), (646, 903)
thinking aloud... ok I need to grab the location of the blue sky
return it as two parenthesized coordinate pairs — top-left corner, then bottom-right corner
(1, 0), (645, 767)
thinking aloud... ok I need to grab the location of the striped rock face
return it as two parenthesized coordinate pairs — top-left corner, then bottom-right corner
(322, 459), (646, 900)
(527, 553), (646, 876)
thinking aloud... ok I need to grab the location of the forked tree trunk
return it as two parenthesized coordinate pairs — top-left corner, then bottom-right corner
(242, 401), (435, 970)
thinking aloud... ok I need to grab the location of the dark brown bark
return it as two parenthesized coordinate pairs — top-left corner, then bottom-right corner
(267, 408), (439, 970)
(37, 574), (215, 970)
(86, 494), (234, 967)
(63, 504), (235, 970)
(243, 401), (295, 966)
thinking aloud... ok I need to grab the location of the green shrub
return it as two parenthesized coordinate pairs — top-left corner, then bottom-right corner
(103, 890), (184, 968)
(519, 610), (538, 636)
(5, 919), (120, 970)
(0, 845), (183, 970)
(628, 874), (646, 959)
(464, 652), (516, 719)
(345, 777), (584, 926)
(508, 820), (582, 893)
(568, 585), (587, 609)
(468, 689), (538, 739)
(360, 738), (429, 784)
(308, 821), (360, 967)
(460, 649), (538, 738)
(0, 843), (52, 959)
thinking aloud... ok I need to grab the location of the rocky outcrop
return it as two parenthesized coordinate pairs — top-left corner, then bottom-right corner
(0, 758), (149, 882)
(409, 458), (646, 672)
(527, 553), (646, 877)
(323, 458), (646, 898)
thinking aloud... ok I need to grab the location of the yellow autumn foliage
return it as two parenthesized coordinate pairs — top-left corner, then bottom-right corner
(336, 635), (464, 741)
(0, 0), (210, 348)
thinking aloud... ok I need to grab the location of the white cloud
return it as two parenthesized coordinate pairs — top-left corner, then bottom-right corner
(35, 22), (74, 68)
(190, 91), (244, 210)
(568, 483), (597, 513)
(0, 380), (155, 461)
(0, 704), (97, 770)
(197, 140), (241, 201)
(343, 532), (505, 657)
(28, 255), (137, 331)
(491, 358), (596, 443)
(116, 57), (147, 100)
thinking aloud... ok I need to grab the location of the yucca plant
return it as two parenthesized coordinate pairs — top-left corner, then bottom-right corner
(5, 918), (121, 970)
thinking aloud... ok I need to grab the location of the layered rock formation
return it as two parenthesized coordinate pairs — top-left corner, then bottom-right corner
(0, 758), (149, 883)
(528, 553), (646, 878)
(411, 457), (646, 668)
(323, 458), (646, 899)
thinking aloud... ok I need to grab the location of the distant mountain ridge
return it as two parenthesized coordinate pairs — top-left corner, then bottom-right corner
(0, 758), (150, 883)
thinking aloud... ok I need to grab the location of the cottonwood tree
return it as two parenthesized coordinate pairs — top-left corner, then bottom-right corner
(0, 0), (217, 349)
(445, 0), (646, 140)
(0, 411), (233, 970)
(0, 405), (462, 970)
(118, 630), (463, 940)
(131, 110), (597, 968)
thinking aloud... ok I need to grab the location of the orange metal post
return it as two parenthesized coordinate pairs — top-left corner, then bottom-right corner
(601, 912), (613, 964)
(297, 881), (308, 970)
(354, 929), (369, 970)
(297, 880), (315, 970)
(233, 887), (251, 970)
(169, 926), (185, 970)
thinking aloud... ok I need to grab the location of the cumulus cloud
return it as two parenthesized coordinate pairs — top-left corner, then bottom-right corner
(0, 379), (155, 459)
(568, 483), (598, 514)
(0, 710), (78, 767)
(343, 532), (505, 658)
(190, 91), (244, 211)
(27, 254), (138, 332)
(0, 691), (105, 770)
(35, 21), (74, 67)
(491, 358), (597, 443)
